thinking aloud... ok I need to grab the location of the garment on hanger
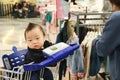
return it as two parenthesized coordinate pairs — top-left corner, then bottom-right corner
(80, 29), (106, 79)
(66, 20), (84, 77)
(67, 37), (84, 75)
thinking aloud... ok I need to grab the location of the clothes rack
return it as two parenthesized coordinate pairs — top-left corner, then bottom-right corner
(70, 11), (111, 36)
(70, 11), (112, 80)
(70, 11), (112, 16)
(79, 18), (109, 20)
(78, 24), (105, 27)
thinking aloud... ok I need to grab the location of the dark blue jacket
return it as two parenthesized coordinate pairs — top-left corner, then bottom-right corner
(94, 11), (120, 80)
(24, 40), (53, 64)
(90, 37), (104, 76)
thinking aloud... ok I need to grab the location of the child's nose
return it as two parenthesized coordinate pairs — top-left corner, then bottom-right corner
(32, 40), (38, 43)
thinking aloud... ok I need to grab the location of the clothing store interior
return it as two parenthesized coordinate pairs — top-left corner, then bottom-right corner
(0, 0), (114, 80)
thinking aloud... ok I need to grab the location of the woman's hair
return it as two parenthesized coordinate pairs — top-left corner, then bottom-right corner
(24, 23), (45, 40)
(109, 0), (120, 7)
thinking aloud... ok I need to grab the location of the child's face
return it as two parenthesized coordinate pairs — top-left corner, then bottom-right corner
(25, 27), (45, 49)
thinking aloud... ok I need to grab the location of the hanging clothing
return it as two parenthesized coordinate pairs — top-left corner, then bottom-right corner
(74, 20), (95, 44)
(67, 37), (84, 75)
(49, 11), (57, 33)
(45, 11), (52, 33)
(46, 11), (52, 23)
(56, 20), (69, 43)
(56, 0), (69, 32)
(45, 11), (57, 33)
(56, 0), (69, 19)
(81, 31), (99, 79)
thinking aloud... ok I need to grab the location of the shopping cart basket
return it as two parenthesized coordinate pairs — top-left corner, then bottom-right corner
(0, 43), (79, 80)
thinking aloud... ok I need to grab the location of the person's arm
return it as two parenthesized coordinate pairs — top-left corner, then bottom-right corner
(94, 12), (120, 57)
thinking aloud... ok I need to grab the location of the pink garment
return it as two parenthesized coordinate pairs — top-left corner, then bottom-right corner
(45, 0), (57, 33)
(56, 0), (64, 19)
(46, 0), (51, 4)
(49, 11), (57, 33)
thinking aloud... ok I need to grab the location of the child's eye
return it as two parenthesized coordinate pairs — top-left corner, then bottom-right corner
(36, 37), (40, 40)
(28, 40), (32, 42)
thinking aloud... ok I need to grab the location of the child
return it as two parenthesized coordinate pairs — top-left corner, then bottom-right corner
(24, 23), (55, 80)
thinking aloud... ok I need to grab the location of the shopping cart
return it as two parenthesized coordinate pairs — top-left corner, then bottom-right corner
(0, 43), (79, 80)
(0, 46), (28, 80)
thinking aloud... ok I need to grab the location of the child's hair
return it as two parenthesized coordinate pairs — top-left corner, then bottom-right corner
(24, 23), (45, 40)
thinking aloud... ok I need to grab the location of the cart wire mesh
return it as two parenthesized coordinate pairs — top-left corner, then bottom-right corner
(0, 49), (60, 80)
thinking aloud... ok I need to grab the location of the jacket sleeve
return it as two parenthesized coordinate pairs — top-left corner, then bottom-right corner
(95, 12), (120, 57)
(24, 52), (33, 64)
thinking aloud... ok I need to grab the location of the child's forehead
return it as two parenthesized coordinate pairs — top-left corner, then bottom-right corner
(31, 26), (42, 31)
(26, 32), (41, 39)
(34, 26), (41, 29)
(25, 26), (44, 37)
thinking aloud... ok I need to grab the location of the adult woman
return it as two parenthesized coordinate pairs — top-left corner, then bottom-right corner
(93, 0), (120, 80)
